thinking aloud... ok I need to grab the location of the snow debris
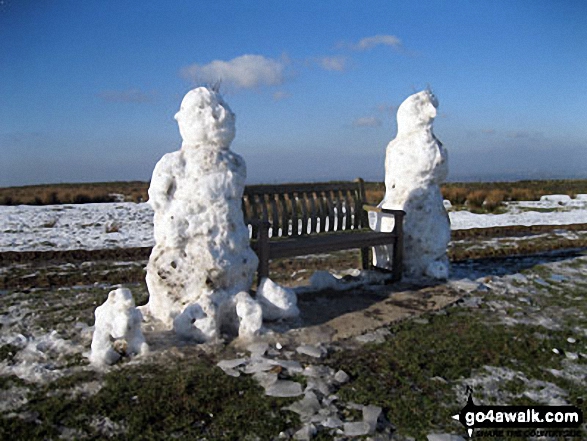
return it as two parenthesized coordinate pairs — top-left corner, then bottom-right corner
(296, 345), (326, 358)
(90, 287), (148, 366)
(371, 89), (450, 280)
(256, 278), (299, 321)
(308, 271), (342, 291)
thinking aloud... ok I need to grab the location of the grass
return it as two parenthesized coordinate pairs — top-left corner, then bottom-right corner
(0, 359), (300, 440)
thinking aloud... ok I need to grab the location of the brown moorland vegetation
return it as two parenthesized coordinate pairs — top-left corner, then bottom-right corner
(0, 179), (586, 208)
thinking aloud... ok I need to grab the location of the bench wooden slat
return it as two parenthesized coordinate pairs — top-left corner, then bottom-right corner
(278, 193), (288, 237)
(289, 192), (299, 237)
(335, 190), (344, 231)
(318, 191), (327, 233)
(344, 189), (353, 230)
(300, 192), (309, 236)
(269, 193), (279, 236)
(325, 191), (335, 232)
(308, 192), (318, 234)
(244, 182), (359, 195)
(261, 231), (398, 260)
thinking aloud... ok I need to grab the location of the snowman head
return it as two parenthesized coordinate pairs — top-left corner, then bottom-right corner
(175, 87), (236, 149)
(396, 89), (438, 134)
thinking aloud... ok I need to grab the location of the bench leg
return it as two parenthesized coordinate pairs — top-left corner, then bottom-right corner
(360, 247), (370, 270)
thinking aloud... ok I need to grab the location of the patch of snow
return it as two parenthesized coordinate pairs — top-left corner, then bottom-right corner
(256, 278), (299, 321)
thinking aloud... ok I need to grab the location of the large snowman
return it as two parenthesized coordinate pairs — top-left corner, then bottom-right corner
(141, 87), (261, 341)
(371, 89), (450, 280)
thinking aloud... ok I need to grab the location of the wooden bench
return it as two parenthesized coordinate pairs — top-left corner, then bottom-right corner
(241, 178), (405, 283)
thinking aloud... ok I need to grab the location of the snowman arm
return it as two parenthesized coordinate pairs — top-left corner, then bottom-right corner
(362, 205), (406, 217)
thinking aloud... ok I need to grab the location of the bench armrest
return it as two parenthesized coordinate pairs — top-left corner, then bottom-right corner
(362, 205), (405, 217)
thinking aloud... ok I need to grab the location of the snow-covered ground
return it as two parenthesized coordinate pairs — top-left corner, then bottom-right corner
(0, 195), (586, 252)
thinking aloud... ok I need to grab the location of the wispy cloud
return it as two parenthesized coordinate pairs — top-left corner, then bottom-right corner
(180, 54), (287, 89)
(314, 56), (348, 72)
(506, 130), (543, 139)
(347, 34), (402, 51)
(376, 104), (396, 115)
(272, 90), (291, 101)
(352, 116), (382, 128)
(97, 89), (155, 103)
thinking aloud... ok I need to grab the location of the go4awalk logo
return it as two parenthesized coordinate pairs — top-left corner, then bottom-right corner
(452, 391), (583, 438)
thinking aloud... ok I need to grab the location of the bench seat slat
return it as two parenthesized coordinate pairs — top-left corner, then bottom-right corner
(253, 230), (398, 260)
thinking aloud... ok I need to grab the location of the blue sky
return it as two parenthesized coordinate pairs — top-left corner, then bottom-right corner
(1, 0), (586, 186)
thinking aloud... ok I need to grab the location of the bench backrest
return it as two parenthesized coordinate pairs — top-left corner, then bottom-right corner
(242, 179), (369, 238)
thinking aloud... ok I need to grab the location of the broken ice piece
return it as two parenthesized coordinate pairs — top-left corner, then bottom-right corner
(284, 391), (321, 421)
(293, 423), (316, 441)
(334, 370), (350, 384)
(343, 421), (371, 436)
(321, 416), (344, 428)
(247, 341), (269, 358)
(273, 359), (304, 374)
(242, 358), (276, 374)
(217, 358), (247, 370)
(296, 345), (326, 358)
(221, 368), (240, 378)
(363, 404), (382, 432)
(253, 371), (278, 388)
(265, 380), (304, 398)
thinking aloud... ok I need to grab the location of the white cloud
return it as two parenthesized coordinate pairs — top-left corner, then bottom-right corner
(180, 54), (286, 89)
(350, 34), (402, 51)
(352, 116), (382, 128)
(98, 89), (154, 103)
(315, 56), (348, 72)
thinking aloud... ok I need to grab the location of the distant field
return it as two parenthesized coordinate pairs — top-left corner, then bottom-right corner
(1, 179), (587, 208)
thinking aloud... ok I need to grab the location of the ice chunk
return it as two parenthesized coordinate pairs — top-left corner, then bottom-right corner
(217, 358), (247, 370)
(265, 380), (304, 397)
(343, 421), (371, 436)
(296, 345), (326, 358)
(293, 423), (316, 441)
(253, 371), (278, 389)
(256, 278), (299, 320)
(363, 404), (382, 432)
(334, 370), (350, 384)
(273, 359), (303, 374)
(242, 358), (276, 374)
(284, 391), (321, 421)
(247, 341), (269, 358)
